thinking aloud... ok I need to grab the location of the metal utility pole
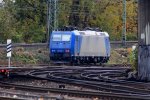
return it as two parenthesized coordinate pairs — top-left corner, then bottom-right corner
(47, 0), (58, 43)
(122, 0), (126, 46)
(69, 0), (80, 27)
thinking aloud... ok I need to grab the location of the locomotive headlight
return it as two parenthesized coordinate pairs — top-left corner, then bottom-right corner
(51, 50), (56, 52)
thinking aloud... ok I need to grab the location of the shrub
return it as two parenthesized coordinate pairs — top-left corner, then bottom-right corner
(128, 47), (138, 71)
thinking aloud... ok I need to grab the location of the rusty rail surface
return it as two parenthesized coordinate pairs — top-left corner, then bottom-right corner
(0, 41), (138, 48)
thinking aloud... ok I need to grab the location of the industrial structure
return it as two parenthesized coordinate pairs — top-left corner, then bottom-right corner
(138, 0), (150, 80)
(47, 0), (58, 43)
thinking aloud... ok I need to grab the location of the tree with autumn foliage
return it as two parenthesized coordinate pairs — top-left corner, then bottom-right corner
(0, 0), (137, 43)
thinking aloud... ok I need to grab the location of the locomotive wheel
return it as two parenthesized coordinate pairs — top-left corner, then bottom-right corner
(77, 59), (80, 65)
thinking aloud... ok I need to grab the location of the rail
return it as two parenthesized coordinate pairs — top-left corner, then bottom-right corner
(0, 81), (149, 100)
(0, 41), (138, 48)
(0, 88), (58, 100)
(1, 66), (150, 100)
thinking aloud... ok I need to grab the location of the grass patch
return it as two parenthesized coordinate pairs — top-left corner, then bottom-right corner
(108, 48), (129, 64)
(0, 47), (137, 66)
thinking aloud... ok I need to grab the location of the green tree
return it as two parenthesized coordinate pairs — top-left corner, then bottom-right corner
(0, 0), (18, 43)
(0, 0), (138, 43)
(14, 0), (47, 43)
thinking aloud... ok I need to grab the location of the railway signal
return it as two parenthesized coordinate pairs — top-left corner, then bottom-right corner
(7, 39), (12, 68)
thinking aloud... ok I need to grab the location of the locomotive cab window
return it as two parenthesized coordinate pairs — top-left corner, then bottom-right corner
(62, 35), (71, 41)
(52, 34), (61, 41)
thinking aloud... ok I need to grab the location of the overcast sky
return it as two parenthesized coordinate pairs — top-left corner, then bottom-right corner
(0, 0), (2, 3)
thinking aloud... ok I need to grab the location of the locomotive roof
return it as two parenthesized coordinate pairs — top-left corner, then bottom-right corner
(73, 30), (109, 37)
(52, 30), (109, 37)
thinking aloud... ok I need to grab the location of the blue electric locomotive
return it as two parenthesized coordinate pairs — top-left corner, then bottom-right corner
(49, 30), (111, 64)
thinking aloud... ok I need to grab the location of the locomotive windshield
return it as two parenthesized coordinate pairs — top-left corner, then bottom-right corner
(62, 35), (71, 41)
(52, 34), (71, 41)
(52, 34), (61, 41)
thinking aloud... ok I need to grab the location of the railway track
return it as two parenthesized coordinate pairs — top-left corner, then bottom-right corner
(0, 41), (137, 48)
(0, 66), (148, 100)
(0, 87), (59, 100)
(0, 97), (24, 100)
(0, 81), (149, 100)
